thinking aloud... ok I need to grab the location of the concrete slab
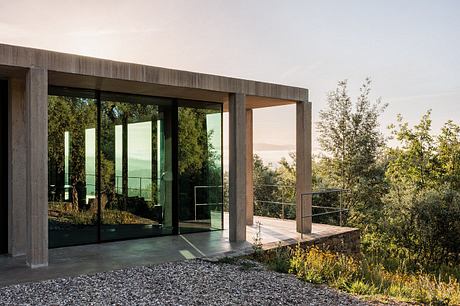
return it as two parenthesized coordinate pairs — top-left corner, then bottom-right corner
(0, 214), (357, 287)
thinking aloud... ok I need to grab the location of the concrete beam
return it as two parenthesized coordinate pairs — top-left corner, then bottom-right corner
(8, 78), (27, 256)
(0, 43), (309, 102)
(246, 109), (254, 225)
(228, 93), (246, 242)
(25, 67), (48, 268)
(296, 101), (312, 234)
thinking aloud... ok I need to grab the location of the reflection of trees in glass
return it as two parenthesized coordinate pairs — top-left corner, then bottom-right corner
(101, 102), (158, 213)
(178, 107), (223, 221)
(178, 107), (221, 181)
(49, 96), (223, 227)
(48, 96), (96, 211)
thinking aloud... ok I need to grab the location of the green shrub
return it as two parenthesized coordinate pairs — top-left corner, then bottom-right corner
(347, 279), (378, 295)
(289, 245), (358, 285)
(266, 244), (291, 273)
(256, 244), (460, 305)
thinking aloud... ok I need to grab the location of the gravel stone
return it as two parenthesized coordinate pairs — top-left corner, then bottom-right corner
(0, 259), (401, 305)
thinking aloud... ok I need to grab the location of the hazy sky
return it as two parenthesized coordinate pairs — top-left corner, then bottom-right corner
(1, 0), (459, 165)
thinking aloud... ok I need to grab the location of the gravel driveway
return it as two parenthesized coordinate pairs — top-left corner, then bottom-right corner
(0, 259), (390, 305)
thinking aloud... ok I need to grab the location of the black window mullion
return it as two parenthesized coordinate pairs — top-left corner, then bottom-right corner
(96, 90), (102, 243)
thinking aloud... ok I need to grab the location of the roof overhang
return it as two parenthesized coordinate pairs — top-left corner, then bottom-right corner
(0, 43), (308, 110)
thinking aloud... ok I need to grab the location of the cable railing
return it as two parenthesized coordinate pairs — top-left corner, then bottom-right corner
(253, 184), (349, 228)
(49, 173), (155, 202)
(253, 184), (296, 220)
(193, 185), (224, 221)
(300, 189), (349, 238)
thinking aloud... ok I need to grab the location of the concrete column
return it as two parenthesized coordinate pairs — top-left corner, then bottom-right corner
(8, 78), (27, 256)
(296, 101), (312, 234)
(246, 109), (254, 225)
(228, 93), (246, 242)
(25, 67), (48, 268)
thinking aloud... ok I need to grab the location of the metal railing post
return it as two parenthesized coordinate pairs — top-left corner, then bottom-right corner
(339, 190), (343, 226)
(139, 177), (142, 198)
(194, 186), (197, 221)
(281, 186), (285, 220)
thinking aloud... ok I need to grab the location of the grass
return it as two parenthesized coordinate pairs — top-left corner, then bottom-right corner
(254, 244), (460, 306)
(48, 202), (155, 225)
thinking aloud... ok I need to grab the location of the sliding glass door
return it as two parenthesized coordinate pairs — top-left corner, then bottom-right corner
(48, 89), (223, 248)
(99, 94), (174, 241)
(48, 91), (98, 247)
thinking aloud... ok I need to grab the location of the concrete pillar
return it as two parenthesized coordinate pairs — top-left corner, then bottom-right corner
(228, 93), (246, 242)
(25, 67), (48, 268)
(8, 78), (27, 256)
(296, 101), (312, 234)
(246, 109), (254, 225)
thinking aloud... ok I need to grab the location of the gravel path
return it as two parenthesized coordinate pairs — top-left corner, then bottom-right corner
(0, 259), (392, 305)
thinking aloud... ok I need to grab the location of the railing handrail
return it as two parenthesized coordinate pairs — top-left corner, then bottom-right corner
(255, 184), (295, 188)
(300, 188), (350, 238)
(300, 188), (349, 196)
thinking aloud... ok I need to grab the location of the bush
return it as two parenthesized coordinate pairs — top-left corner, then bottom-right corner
(286, 245), (460, 305)
(253, 244), (460, 305)
(266, 244), (291, 273)
(289, 245), (358, 287)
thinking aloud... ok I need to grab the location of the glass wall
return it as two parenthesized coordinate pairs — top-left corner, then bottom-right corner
(48, 92), (98, 247)
(48, 89), (222, 248)
(178, 101), (223, 233)
(100, 94), (173, 241)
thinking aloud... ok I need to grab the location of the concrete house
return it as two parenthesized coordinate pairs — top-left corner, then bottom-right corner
(0, 43), (312, 268)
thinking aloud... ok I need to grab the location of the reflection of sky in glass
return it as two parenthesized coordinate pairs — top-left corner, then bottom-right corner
(128, 122), (152, 162)
(129, 122), (152, 199)
(115, 122), (152, 199)
(64, 131), (69, 186)
(85, 128), (96, 202)
(115, 125), (122, 178)
(206, 113), (221, 156)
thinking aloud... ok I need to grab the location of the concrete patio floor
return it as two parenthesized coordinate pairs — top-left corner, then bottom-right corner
(0, 214), (357, 287)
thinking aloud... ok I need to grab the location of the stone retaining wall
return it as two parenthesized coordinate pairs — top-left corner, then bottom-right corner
(301, 229), (361, 255)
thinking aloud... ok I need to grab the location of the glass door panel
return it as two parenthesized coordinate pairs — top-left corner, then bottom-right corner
(178, 101), (223, 234)
(48, 94), (98, 247)
(100, 95), (173, 241)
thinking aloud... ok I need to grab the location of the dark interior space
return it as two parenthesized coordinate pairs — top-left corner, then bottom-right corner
(0, 79), (8, 254)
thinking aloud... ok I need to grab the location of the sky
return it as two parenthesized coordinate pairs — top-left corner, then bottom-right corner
(1, 0), (459, 167)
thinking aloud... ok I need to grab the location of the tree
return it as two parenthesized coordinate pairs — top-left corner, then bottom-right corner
(316, 78), (387, 229)
(387, 111), (439, 192)
(384, 111), (460, 265)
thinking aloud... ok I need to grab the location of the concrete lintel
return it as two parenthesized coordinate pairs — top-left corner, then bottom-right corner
(246, 109), (254, 225)
(228, 93), (247, 242)
(8, 78), (27, 256)
(296, 101), (312, 234)
(25, 67), (48, 268)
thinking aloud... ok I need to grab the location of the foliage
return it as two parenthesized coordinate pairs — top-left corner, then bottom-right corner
(48, 96), (98, 210)
(289, 245), (359, 288)
(252, 221), (263, 258)
(48, 202), (154, 226)
(256, 245), (460, 305)
(252, 154), (297, 219)
(247, 78), (460, 304)
(383, 111), (460, 267)
(316, 78), (388, 230)
(267, 243), (291, 273)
